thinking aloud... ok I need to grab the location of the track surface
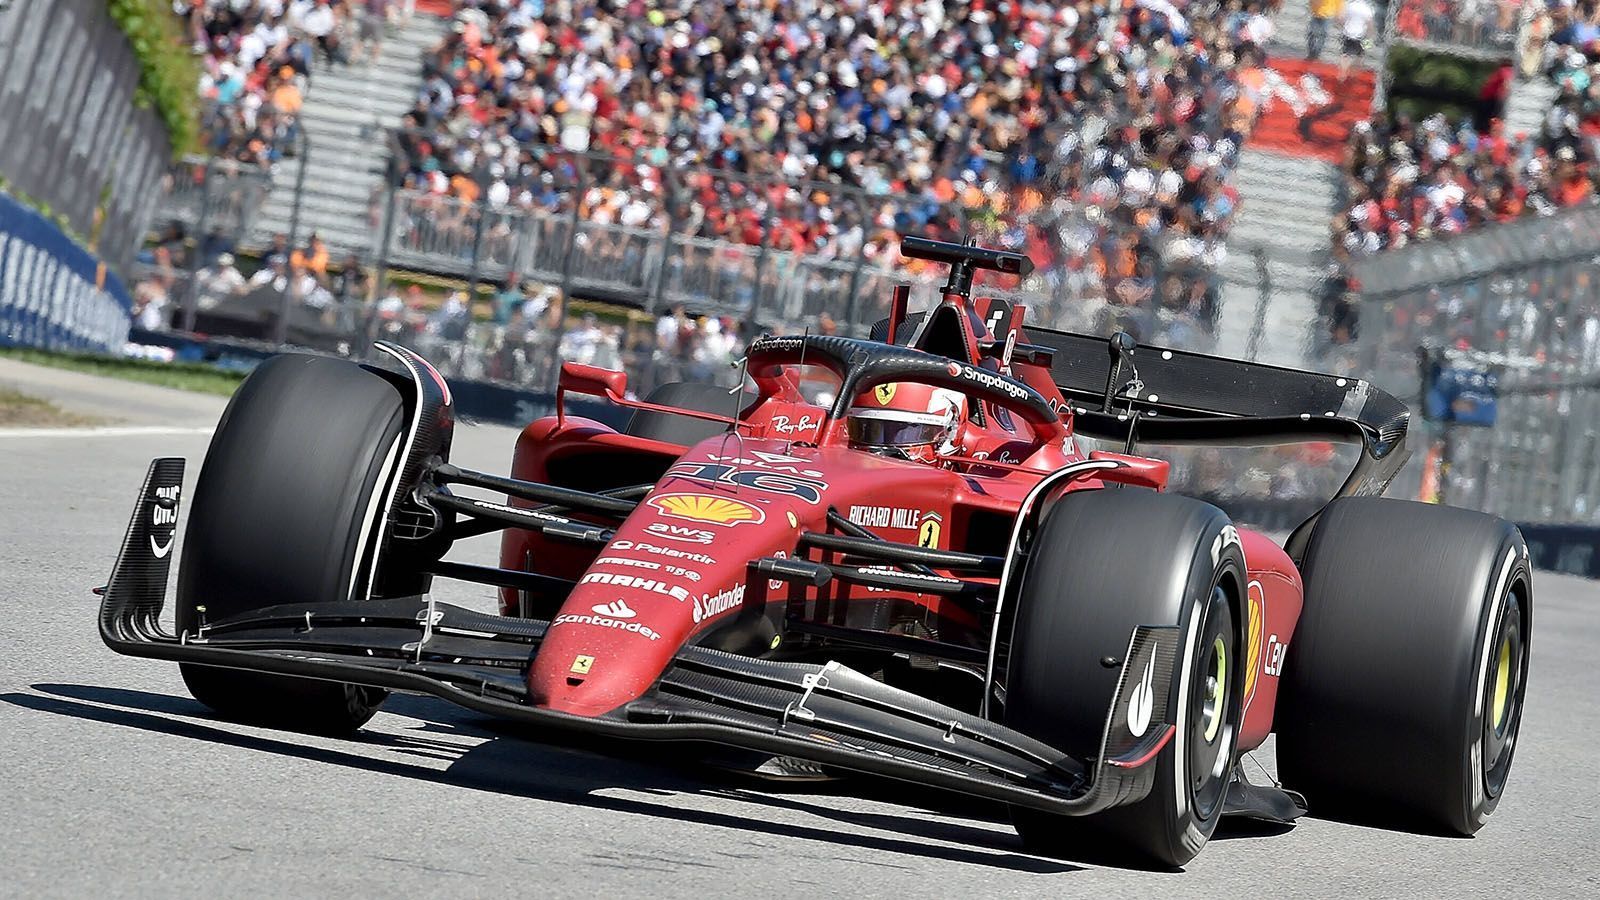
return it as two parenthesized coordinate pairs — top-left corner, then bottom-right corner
(2, 360), (1597, 897)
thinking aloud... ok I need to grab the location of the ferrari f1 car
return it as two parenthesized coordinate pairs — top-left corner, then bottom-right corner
(98, 237), (1531, 867)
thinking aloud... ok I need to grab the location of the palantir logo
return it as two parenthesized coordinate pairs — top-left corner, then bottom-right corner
(591, 600), (636, 619)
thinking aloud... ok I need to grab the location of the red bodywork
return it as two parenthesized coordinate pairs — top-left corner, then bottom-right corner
(498, 296), (1303, 751)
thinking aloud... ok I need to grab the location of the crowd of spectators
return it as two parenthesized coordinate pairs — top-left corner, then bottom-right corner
(1392, 0), (1527, 53)
(177, 1), (397, 169)
(1335, 0), (1600, 271)
(131, 226), (373, 334)
(385, 0), (1298, 338)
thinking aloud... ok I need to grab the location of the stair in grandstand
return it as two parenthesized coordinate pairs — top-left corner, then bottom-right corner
(1216, 149), (1342, 365)
(250, 14), (449, 257)
(1503, 75), (1558, 142)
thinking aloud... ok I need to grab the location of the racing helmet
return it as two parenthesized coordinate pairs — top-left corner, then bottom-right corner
(846, 382), (967, 461)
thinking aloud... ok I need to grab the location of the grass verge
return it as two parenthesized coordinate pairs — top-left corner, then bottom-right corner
(0, 347), (247, 396)
(0, 386), (100, 428)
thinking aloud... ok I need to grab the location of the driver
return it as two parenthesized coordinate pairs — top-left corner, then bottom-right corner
(845, 382), (968, 463)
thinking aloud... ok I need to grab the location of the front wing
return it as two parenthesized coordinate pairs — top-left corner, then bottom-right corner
(100, 458), (1179, 816)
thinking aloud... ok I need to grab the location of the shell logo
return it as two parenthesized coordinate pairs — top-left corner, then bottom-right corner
(1242, 580), (1265, 709)
(649, 493), (765, 527)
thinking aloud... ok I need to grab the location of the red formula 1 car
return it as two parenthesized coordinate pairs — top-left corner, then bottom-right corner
(98, 237), (1532, 867)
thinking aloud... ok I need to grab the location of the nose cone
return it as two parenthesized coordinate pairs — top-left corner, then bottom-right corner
(529, 593), (681, 715)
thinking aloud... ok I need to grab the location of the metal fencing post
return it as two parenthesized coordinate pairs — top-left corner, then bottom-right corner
(180, 159), (213, 332)
(465, 186), (488, 313)
(748, 172), (776, 326)
(544, 153), (586, 389)
(275, 127), (312, 347)
(1245, 245), (1271, 361)
(374, 179), (398, 302)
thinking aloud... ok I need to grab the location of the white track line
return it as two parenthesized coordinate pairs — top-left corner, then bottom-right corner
(0, 425), (214, 439)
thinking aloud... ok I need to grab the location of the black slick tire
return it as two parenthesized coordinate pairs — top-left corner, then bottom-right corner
(1005, 489), (1245, 868)
(175, 354), (407, 736)
(1276, 497), (1532, 834)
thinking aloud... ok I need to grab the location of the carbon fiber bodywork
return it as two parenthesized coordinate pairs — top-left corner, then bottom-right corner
(101, 458), (1180, 817)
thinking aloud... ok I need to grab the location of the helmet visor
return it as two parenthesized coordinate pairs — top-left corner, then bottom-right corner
(847, 416), (944, 449)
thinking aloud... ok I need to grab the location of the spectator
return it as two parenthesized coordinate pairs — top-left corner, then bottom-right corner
(291, 233), (330, 275)
(331, 254), (372, 306)
(194, 252), (247, 310)
(1309, 0), (1345, 60)
(1340, 0), (1377, 81)
(353, 0), (390, 63)
(388, 0), (1275, 331)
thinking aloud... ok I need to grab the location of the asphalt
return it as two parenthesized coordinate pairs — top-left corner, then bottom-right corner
(0, 358), (1596, 898)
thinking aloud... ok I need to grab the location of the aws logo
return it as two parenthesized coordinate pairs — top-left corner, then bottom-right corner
(648, 493), (765, 526)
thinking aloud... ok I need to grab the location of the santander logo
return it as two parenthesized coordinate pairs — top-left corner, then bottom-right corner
(591, 600), (636, 619)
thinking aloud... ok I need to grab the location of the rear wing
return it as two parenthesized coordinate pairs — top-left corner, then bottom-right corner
(1021, 325), (1411, 560)
(1025, 325), (1409, 457)
(873, 312), (1410, 557)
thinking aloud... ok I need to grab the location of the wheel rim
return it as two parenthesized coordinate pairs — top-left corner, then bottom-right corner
(1481, 590), (1525, 798)
(1188, 585), (1236, 820)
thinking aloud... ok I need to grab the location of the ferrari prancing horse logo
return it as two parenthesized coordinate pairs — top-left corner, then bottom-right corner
(917, 518), (940, 548)
(874, 383), (897, 405)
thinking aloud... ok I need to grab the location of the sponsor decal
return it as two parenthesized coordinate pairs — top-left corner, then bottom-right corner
(1264, 634), (1286, 677)
(785, 510), (798, 529)
(649, 492), (765, 526)
(692, 583), (747, 624)
(645, 521), (716, 544)
(769, 414), (819, 436)
(751, 336), (805, 354)
(1242, 580), (1265, 709)
(917, 516), (942, 549)
(704, 450), (825, 478)
(149, 484), (180, 558)
(1210, 525), (1241, 568)
(471, 497), (571, 526)
(580, 571), (691, 602)
(873, 383), (897, 405)
(943, 361), (1032, 402)
(591, 599), (636, 618)
(769, 551), (788, 591)
(570, 655), (595, 675)
(594, 556), (661, 571)
(1128, 655), (1156, 737)
(552, 611), (660, 641)
(669, 461), (827, 505)
(610, 539), (715, 565)
(846, 506), (929, 530)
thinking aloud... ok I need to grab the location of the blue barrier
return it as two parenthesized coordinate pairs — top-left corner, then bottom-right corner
(0, 191), (132, 353)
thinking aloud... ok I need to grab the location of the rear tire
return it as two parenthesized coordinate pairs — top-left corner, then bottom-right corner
(1277, 498), (1532, 834)
(1005, 490), (1245, 868)
(175, 354), (407, 735)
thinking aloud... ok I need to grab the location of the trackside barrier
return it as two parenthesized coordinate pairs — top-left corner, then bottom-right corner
(125, 327), (627, 430)
(0, 191), (132, 352)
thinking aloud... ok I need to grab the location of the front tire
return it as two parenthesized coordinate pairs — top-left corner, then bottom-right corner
(1277, 498), (1532, 834)
(175, 354), (409, 735)
(1005, 489), (1245, 868)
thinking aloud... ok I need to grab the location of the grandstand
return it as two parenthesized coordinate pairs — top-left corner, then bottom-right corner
(127, 3), (1598, 365)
